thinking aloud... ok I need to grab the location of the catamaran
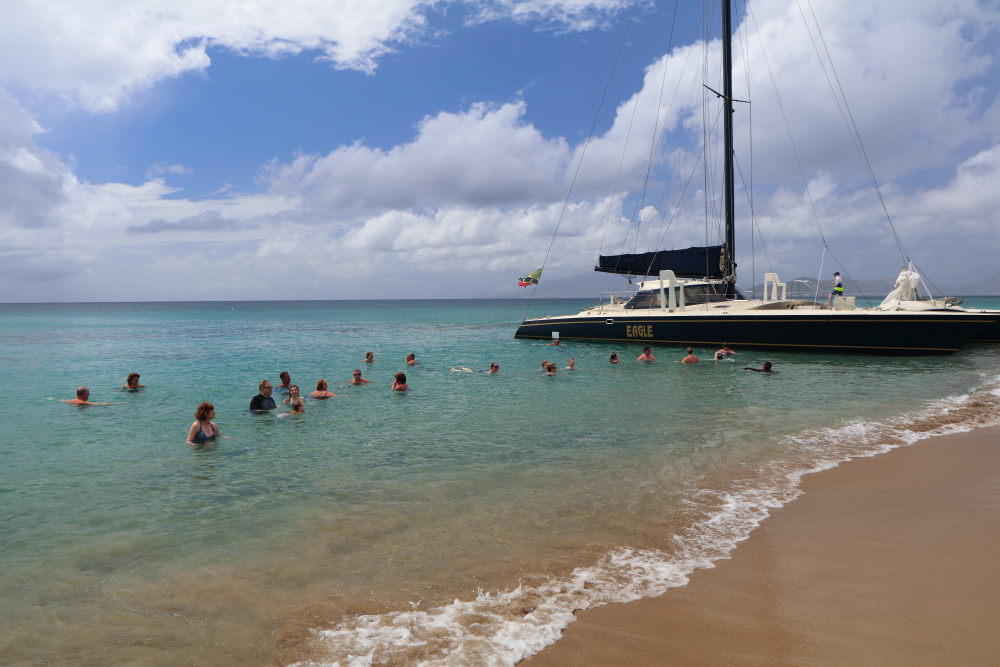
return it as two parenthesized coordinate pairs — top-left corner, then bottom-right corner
(514, 0), (996, 354)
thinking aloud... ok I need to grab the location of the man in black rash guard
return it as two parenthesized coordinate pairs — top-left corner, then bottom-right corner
(249, 380), (276, 411)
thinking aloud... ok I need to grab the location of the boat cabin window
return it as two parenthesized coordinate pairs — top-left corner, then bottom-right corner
(684, 284), (729, 303)
(624, 284), (729, 309)
(624, 290), (662, 309)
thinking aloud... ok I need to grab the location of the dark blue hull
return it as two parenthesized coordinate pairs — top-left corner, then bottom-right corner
(971, 313), (1000, 343)
(514, 310), (999, 354)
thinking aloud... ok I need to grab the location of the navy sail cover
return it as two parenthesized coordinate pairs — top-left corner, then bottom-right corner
(595, 245), (724, 278)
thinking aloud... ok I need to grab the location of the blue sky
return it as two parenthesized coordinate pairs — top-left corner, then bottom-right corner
(1, 0), (999, 302)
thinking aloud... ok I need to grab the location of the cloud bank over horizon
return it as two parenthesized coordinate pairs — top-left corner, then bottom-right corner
(0, 0), (998, 302)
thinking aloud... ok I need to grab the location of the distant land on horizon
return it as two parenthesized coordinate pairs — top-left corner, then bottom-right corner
(493, 270), (1000, 299)
(3, 271), (998, 304)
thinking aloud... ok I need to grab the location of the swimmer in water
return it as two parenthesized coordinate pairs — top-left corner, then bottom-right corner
(451, 363), (499, 373)
(637, 348), (656, 362)
(406, 353), (419, 365)
(713, 344), (738, 360)
(565, 358), (576, 370)
(680, 347), (700, 364)
(279, 398), (306, 416)
(61, 386), (122, 406)
(364, 351), (375, 363)
(276, 371), (292, 392)
(610, 353), (620, 364)
(348, 370), (372, 384)
(743, 361), (778, 374)
(281, 385), (302, 404)
(186, 402), (220, 446)
(545, 362), (557, 375)
(311, 379), (337, 399)
(120, 373), (145, 391)
(392, 372), (409, 391)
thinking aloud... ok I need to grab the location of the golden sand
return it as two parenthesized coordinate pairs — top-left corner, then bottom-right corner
(524, 425), (1000, 666)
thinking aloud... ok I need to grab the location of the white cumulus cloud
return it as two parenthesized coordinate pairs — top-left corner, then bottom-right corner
(1, 0), (999, 300)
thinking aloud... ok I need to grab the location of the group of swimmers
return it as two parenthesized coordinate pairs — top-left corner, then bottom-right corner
(185, 352), (421, 445)
(540, 342), (777, 375)
(58, 372), (147, 406)
(62, 345), (776, 447)
(631, 343), (745, 364)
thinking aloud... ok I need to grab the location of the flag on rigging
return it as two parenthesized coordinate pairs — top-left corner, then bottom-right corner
(517, 268), (542, 288)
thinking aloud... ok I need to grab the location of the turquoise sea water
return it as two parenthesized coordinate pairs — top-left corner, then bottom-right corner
(2, 299), (1000, 666)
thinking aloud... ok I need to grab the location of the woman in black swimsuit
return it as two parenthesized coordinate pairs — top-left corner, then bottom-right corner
(186, 402), (220, 446)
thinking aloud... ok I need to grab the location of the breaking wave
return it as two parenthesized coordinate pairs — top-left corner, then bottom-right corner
(291, 375), (1000, 667)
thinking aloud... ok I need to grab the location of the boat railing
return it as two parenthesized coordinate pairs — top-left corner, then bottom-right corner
(789, 278), (820, 294)
(580, 291), (635, 314)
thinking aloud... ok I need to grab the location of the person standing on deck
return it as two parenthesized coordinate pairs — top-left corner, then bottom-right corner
(826, 272), (844, 305)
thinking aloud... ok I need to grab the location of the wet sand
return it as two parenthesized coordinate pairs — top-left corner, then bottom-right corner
(524, 425), (1000, 667)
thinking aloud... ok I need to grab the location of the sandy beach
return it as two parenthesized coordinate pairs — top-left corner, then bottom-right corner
(525, 424), (1000, 667)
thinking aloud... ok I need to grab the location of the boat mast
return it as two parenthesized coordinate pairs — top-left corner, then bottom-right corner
(721, 0), (736, 283)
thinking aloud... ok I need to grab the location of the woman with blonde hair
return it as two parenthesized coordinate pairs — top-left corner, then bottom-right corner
(311, 380), (336, 399)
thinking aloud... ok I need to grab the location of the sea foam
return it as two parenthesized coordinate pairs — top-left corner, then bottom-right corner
(292, 377), (1000, 666)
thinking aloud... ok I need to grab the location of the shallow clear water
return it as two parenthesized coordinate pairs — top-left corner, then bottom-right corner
(2, 299), (999, 666)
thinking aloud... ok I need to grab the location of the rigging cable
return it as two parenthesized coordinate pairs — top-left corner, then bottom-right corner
(744, 1), (864, 304)
(814, 245), (826, 303)
(522, 0), (643, 321)
(598, 1), (672, 260)
(734, 154), (774, 278)
(798, 0), (911, 266)
(607, 0), (682, 282)
(631, 0), (681, 267)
